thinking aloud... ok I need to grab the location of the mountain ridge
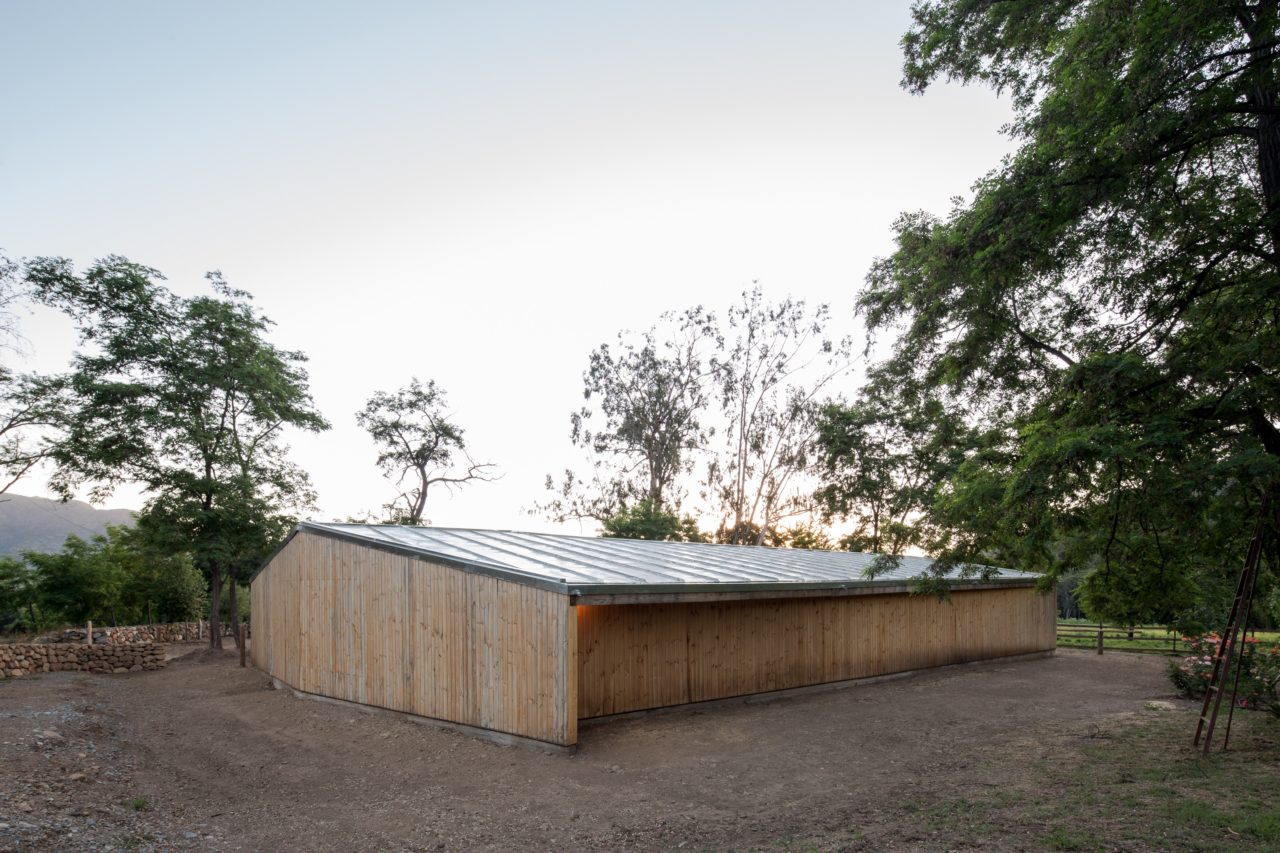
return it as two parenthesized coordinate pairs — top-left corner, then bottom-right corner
(0, 493), (137, 556)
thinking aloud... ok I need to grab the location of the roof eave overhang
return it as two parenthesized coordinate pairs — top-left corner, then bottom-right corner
(569, 578), (1037, 605)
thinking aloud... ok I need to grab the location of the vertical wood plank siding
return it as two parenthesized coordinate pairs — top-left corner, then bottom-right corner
(250, 531), (576, 745)
(576, 586), (1056, 718)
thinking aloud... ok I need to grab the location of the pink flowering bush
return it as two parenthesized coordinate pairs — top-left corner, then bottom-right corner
(1168, 633), (1280, 713)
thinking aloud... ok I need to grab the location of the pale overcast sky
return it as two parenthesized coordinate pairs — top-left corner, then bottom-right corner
(1, 1), (1014, 533)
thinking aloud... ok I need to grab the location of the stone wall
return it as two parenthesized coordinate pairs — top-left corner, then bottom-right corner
(40, 622), (214, 645)
(0, 643), (166, 679)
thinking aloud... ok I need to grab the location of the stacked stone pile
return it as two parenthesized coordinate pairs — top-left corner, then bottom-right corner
(0, 642), (166, 678)
(41, 622), (204, 644)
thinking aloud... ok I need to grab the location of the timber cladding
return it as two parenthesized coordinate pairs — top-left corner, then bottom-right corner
(251, 524), (1055, 747)
(250, 530), (576, 745)
(575, 587), (1057, 718)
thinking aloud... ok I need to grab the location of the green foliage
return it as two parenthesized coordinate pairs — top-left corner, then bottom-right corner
(815, 379), (971, 557)
(25, 534), (127, 625)
(355, 378), (495, 525)
(542, 307), (716, 523)
(20, 525), (207, 627)
(25, 256), (327, 639)
(849, 1), (1280, 606)
(1076, 558), (1202, 630)
(774, 522), (832, 551)
(220, 582), (250, 623)
(0, 555), (43, 632)
(600, 499), (706, 542)
(123, 535), (208, 623)
(712, 519), (762, 546)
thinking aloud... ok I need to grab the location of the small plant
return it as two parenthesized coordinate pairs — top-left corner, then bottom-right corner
(1044, 825), (1092, 851)
(125, 794), (149, 811)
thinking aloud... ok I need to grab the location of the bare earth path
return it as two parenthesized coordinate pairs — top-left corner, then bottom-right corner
(1, 647), (1273, 851)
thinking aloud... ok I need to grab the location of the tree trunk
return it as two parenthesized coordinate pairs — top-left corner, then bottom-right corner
(228, 574), (241, 650)
(1246, 11), (1280, 255)
(1256, 98), (1280, 254)
(409, 466), (429, 525)
(208, 561), (223, 650)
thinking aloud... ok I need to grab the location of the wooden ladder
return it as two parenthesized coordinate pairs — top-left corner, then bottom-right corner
(1193, 503), (1268, 754)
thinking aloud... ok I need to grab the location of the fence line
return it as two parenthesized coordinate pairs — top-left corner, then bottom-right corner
(1056, 622), (1184, 656)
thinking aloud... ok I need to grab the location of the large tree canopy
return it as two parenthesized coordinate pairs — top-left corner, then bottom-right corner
(843, 1), (1280, 621)
(26, 256), (328, 645)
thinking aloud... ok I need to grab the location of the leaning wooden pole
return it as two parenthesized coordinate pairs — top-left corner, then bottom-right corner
(1220, 558), (1262, 751)
(1194, 498), (1271, 753)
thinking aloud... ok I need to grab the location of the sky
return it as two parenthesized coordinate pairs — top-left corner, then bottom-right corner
(1, 1), (1015, 534)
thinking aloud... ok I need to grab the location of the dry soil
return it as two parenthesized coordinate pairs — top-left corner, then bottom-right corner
(0, 647), (1196, 851)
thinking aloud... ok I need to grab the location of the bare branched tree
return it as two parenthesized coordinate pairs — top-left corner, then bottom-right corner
(708, 286), (855, 544)
(0, 371), (62, 496)
(0, 254), (62, 498)
(356, 378), (498, 525)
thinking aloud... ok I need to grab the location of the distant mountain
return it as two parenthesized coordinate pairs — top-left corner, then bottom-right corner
(0, 493), (137, 556)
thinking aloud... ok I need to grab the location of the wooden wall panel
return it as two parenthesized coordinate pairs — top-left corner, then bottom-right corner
(250, 531), (577, 745)
(577, 585), (1056, 718)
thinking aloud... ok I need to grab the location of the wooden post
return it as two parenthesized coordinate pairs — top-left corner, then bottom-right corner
(239, 624), (246, 668)
(1096, 623), (1104, 655)
(86, 621), (92, 646)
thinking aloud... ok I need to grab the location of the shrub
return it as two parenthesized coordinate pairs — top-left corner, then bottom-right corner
(1169, 633), (1280, 713)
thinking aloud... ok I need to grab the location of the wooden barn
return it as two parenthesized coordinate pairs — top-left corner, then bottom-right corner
(250, 523), (1055, 747)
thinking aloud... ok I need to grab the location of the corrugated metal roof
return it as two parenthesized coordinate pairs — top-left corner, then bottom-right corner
(297, 522), (1037, 597)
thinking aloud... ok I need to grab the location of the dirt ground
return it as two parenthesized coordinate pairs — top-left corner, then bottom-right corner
(0, 646), (1265, 852)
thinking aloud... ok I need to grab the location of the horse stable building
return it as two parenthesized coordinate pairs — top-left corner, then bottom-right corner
(250, 523), (1055, 747)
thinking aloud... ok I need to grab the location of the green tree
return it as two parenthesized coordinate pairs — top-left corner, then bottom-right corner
(849, 1), (1280, 605)
(25, 534), (128, 625)
(21, 524), (207, 627)
(27, 256), (328, 648)
(356, 378), (496, 525)
(114, 524), (208, 623)
(542, 308), (717, 523)
(600, 499), (706, 542)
